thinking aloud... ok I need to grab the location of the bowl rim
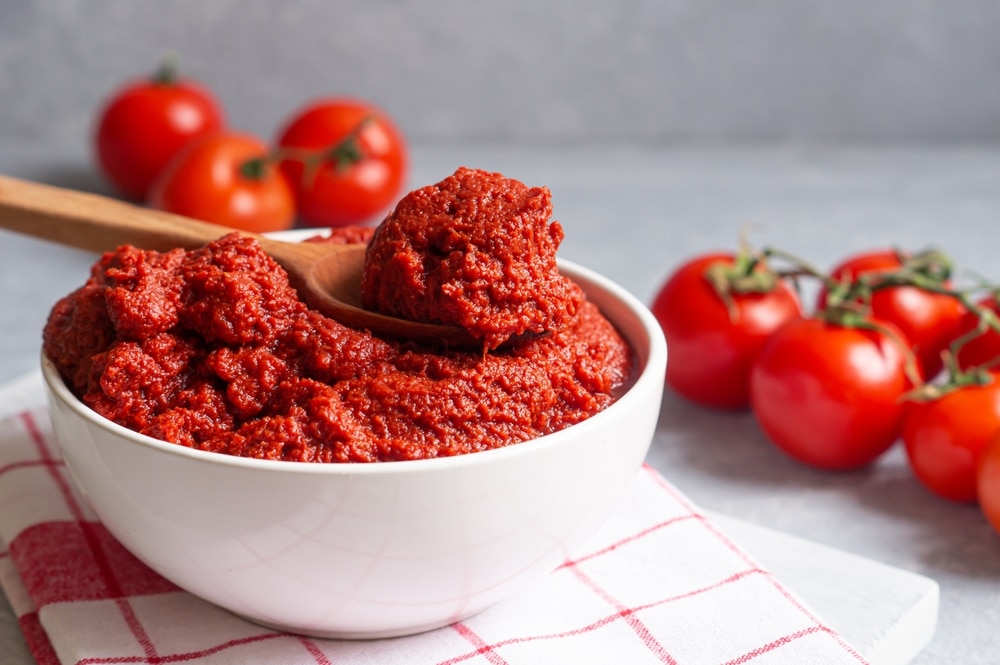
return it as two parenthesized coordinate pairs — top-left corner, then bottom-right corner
(42, 257), (666, 477)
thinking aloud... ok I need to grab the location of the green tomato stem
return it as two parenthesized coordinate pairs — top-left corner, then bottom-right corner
(719, 241), (1000, 398)
(238, 157), (269, 181)
(152, 53), (180, 86)
(237, 115), (377, 186)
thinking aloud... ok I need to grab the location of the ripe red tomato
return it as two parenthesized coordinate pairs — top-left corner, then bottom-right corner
(902, 380), (1000, 503)
(977, 431), (1000, 535)
(94, 62), (224, 201)
(651, 252), (802, 409)
(148, 133), (295, 233)
(750, 318), (909, 470)
(954, 296), (1000, 371)
(818, 249), (965, 379)
(276, 98), (408, 227)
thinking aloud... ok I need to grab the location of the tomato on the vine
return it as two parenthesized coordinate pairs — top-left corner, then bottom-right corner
(148, 133), (295, 233)
(954, 296), (1000, 371)
(276, 98), (407, 227)
(651, 252), (802, 409)
(750, 317), (910, 470)
(977, 431), (1000, 535)
(902, 380), (1000, 503)
(94, 61), (224, 201)
(818, 249), (965, 379)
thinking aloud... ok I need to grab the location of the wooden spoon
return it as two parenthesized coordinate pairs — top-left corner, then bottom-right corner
(0, 174), (474, 346)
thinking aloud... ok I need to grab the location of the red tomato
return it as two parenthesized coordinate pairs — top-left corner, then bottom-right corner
(902, 380), (1000, 503)
(148, 133), (295, 233)
(276, 98), (407, 227)
(94, 62), (224, 201)
(977, 431), (1000, 535)
(750, 318), (909, 470)
(817, 249), (965, 379)
(954, 296), (1000, 371)
(651, 252), (802, 409)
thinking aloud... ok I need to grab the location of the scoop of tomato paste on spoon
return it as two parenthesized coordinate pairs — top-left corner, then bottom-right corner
(361, 167), (583, 350)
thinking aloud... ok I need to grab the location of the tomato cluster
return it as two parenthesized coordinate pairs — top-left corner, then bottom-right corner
(93, 59), (408, 232)
(652, 246), (1000, 536)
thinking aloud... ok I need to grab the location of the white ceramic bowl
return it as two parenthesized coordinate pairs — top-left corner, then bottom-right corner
(41, 258), (666, 639)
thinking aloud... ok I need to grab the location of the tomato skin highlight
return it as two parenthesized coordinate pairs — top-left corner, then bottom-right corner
(750, 318), (909, 470)
(651, 253), (802, 409)
(902, 381), (1000, 503)
(818, 249), (965, 379)
(148, 133), (295, 234)
(276, 98), (407, 227)
(94, 74), (224, 201)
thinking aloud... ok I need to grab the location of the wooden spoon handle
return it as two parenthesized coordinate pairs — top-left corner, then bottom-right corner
(0, 174), (251, 253)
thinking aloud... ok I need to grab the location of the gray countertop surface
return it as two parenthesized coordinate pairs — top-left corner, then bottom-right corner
(2, 142), (999, 663)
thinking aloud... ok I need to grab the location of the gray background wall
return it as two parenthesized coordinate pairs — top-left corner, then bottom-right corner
(2, 0), (999, 158)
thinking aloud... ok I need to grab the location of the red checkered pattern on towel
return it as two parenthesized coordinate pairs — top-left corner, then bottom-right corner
(0, 407), (869, 665)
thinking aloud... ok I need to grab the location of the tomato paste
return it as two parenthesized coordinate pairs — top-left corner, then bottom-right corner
(43, 168), (632, 463)
(361, 167), (582, 350)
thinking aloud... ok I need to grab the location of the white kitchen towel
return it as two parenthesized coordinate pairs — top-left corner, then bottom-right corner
(0, 372), (869, 665)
